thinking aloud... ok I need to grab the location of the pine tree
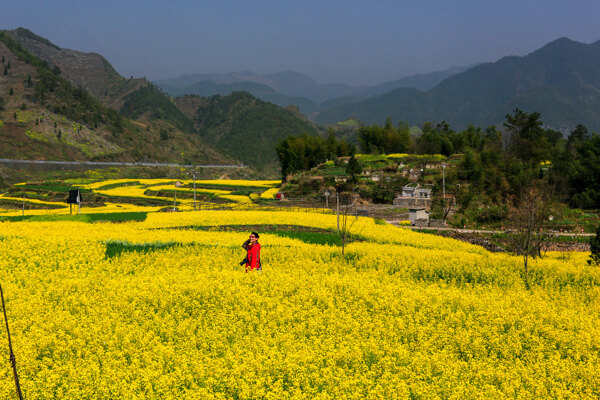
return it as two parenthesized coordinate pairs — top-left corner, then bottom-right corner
(346, 155), (362, 182)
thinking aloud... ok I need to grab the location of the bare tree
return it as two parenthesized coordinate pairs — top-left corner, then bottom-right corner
(336, 189), (359, 256)
(504, 187), (553, 289)
(432, 194), (454, 221)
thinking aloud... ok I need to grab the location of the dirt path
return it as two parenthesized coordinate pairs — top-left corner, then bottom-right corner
(219, 171), (232, 180)
(385, 220), (595, 237)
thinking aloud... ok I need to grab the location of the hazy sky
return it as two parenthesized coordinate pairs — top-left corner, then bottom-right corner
(2, 0), (599, 85)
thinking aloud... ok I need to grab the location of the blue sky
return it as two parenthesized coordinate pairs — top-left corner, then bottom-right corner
(2, 0), (599, 85)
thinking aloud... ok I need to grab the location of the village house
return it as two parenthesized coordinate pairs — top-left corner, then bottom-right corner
(401, 183), (431, 199)
(394, 183), (433, 208)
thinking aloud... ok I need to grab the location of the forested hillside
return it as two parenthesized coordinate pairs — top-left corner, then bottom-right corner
(159, 80), (320, 116)
(175, 92), (318, 170)
(0, 30), (231, 165)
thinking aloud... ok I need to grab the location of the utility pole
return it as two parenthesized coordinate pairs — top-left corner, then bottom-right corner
(193, 174), (196, 211)
(442, 164), (446, 202)
(442, 163), (446, 201)
(186, 170), (198, 211)
(336, 191), (340, 232)
(22, 194), (25, 216)
(442, 163), (447, 220)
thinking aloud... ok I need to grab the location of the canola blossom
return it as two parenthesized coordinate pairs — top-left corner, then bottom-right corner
(150, 185), (232, 196)
(81, 179), (279, 205)
(94, 185), (181, 202)
(0, 196), (68, 207)
(0, 208), (598, 399)
(3, 180), (282, 218)
(82, 179), (177, 190)
(260, 188), (280, 199)
(194, 180), (280, 188)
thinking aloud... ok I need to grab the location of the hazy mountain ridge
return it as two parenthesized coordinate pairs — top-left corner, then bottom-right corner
(316, 37), (600, 132)
(157, 67), (471, 103)
(361, 65), (477, 96)
(156, 67), (472, 117)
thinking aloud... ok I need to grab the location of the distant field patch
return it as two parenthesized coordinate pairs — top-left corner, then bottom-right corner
(337, 118), (361, 128)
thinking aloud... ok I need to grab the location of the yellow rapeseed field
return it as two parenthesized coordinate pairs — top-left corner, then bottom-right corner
(78, 179), (280, 206)
(0, 209), (598, 398)
(260, 188), (280, 199)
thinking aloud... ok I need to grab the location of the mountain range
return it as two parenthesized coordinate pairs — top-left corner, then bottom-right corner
(0, 28), (316, 173)
(158, 38), (600, 133)
(156, 66), (472, 118)
(316, 37), (600, 131)
(2, 27), (600, 177)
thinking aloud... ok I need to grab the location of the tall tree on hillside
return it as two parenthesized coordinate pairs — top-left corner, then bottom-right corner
(454, 125), (483, 153)
(504, 108), (550, 165)
(550, 125), (600, 208)
(346, 155), (362, 182)
(416, 121), (455, 155)
(325, 130), (338, 161)
(458, 149), (482, 183)
(483, 126), (503, 151)
(358, 124), (384, 154)
(567, 124), (591, 146)
(397, 121), (412, 152)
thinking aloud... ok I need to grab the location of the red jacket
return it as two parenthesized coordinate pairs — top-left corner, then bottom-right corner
(246, 242), (261, 270)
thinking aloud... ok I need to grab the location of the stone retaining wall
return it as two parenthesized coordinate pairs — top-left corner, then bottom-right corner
(393, 197), (431, 208)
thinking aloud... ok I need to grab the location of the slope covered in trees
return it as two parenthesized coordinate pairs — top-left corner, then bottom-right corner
(178, 92), (319, 170)
(276, 132), (356, 177)
(0, 30), (231, 165)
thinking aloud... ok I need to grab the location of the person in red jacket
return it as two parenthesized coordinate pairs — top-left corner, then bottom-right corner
(240, 232), (261, 272)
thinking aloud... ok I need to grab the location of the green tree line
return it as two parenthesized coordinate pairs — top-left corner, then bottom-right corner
(358, 117), (502, 157)
(277, 108), (599, 211)
(357, 109), (599, 211)
(276, 132), (356, 177)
